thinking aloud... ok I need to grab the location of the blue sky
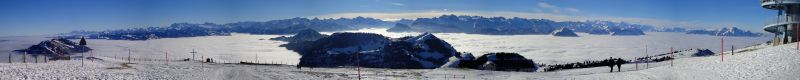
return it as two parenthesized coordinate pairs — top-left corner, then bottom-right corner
(0, 0), (776, 36)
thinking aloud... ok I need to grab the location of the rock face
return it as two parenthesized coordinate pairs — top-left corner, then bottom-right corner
(286, 32), (460, 69)
(686, 27), (762, 37)
(269, 29), (327, 42)
(386, 23), (417, 32)
(610, 28), (646, 36)
(551, 28), (579, 37)
(456, 52), (538, 72)
(15, 39), (91, 57)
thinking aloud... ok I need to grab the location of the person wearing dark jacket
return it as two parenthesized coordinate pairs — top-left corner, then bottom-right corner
(608, 57), (614, 72)
(616, 58), (623, 72)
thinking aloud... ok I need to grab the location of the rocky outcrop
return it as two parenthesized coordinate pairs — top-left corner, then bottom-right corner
(456, 52), (538, 72)
(15, 38), (91, 58)
(286, 32), (461, 69)
(692, 49), (715, 56)
(269, 29), (328, 42)
(551, 28), (579, 37)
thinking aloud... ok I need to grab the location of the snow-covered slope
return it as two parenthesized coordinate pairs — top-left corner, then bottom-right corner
(1, 42), (796, 80)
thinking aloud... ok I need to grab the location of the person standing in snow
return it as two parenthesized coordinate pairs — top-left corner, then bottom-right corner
(616, 58), (623, 72)
(607, 57), (614, 72)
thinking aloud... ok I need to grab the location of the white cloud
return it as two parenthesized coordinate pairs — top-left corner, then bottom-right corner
(538, 2), (560, 13)
(310, 11), (730, 29)
(565, 8), (580, 13)
(537, 2), (557, 9)
(391, 3), (405, 6)
(536, 2), (584, 14)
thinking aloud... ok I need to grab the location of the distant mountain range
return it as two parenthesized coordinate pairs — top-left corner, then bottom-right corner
(685, 27), (762, 37)
(389, 15), (652, 35)
(60, 15), (761, 40)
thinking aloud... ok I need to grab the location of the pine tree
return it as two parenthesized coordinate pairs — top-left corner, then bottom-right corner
(79, 37), (87, 46)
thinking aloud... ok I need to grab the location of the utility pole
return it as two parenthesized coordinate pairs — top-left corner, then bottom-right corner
(191, 49), (197, 61)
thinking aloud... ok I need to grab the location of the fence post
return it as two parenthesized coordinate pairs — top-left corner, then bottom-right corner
(23, 52), (26, 63)
(128, 48), (131, 63)
(81, 51), (84, 66)
(8, 52), (12, 63)
(165, 50), (168, 65)
(90, 51), (93, 62)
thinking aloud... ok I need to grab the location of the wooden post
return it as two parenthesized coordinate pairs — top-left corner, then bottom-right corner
(23, 52), (26, 63)
(191, 49), (196, 61)
(90, 50), (93, 62)
(128, 48), (131, 63)
(9, 52), (12, 63)
(256, 53), (258, 63)
(35, 55), (38, 63)
(81, 50), (84, 66)
(357, 51), (361, 80)
(721, 38), (724, 62)
(670, 47), (673, 67)
(731, 45), (735, 55)
(165, 50), (168, 65)
(645, 45), (648, 68)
